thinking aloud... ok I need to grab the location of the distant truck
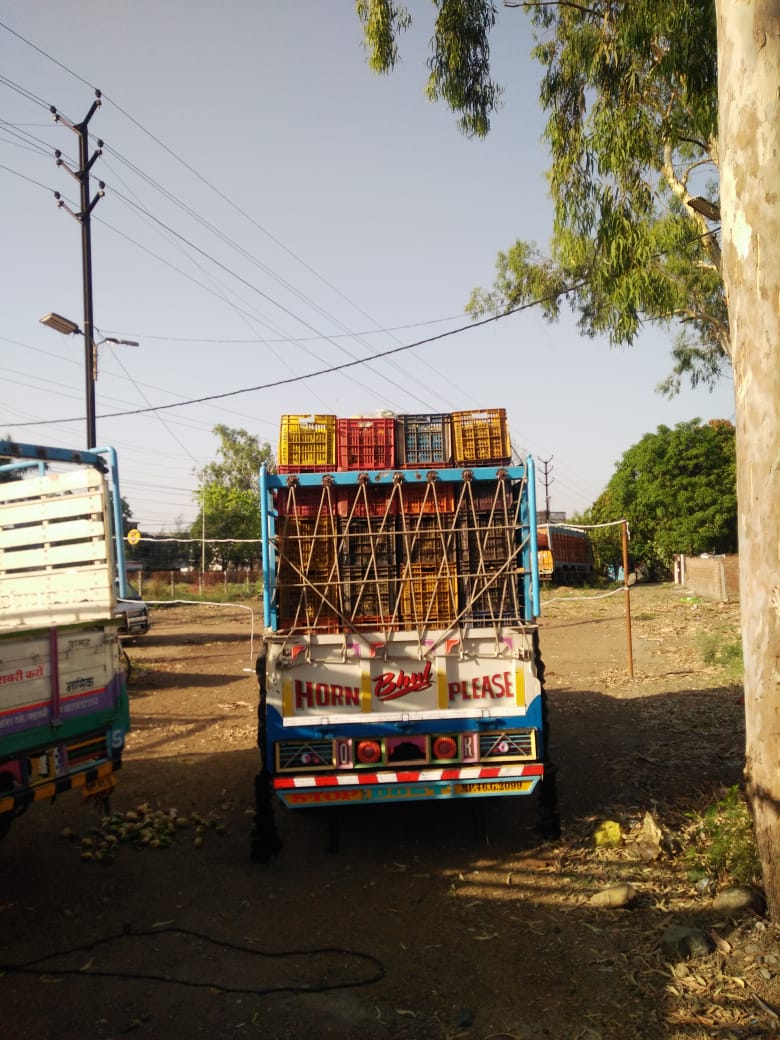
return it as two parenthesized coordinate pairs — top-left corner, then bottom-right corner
(537, 524), (594, 583)
(252, 411), (558, 857)
(0, 441), (131, 838)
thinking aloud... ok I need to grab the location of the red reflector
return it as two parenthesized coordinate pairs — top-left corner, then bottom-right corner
(356, 740), (381, 764)
(433, 736), (458, 760)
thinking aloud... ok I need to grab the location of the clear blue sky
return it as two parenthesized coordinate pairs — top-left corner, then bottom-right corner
(0, 2), (735, 531)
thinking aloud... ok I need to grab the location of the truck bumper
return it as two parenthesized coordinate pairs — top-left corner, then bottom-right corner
(273, 763), (543, 807)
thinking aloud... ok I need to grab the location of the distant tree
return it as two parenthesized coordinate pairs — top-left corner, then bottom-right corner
(193, 426), (275, 571)
(585, 419), (737, 576)
(192, 485), (260, 571)
(199, 425), (274, 491)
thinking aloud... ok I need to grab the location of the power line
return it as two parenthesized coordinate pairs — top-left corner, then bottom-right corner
(4, 300), (541, 426)
(4, 216), (720, 430)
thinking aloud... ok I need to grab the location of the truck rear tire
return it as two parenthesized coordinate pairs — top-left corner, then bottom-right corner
(533, 631), (561, 840)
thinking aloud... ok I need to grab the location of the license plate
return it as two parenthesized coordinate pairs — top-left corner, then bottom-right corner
(455, 780), (532, 795)
(82, 774), (116, 800)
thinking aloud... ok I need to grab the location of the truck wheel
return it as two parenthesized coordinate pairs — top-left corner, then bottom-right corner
(533, 630), (561, 840)
(250, 769), (281, 862)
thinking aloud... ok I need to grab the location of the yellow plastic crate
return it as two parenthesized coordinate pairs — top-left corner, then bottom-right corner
(399, 566), (458, 625)
(451, 408), (511, 466)
(278, 414), (337, 472)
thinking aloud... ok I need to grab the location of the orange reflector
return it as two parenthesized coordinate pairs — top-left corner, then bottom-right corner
(433, 736), (458, 760)
(356, 740), (382, 765)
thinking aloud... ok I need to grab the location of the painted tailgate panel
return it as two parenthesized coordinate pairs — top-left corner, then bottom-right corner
(266, 626), (539, 725)
(0, 625), (120, 736)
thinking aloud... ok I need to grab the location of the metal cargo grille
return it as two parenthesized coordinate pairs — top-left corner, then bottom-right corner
(270, 468), (531, 633)
(276, 740), (334, 772)
(479, 730), (537, 761)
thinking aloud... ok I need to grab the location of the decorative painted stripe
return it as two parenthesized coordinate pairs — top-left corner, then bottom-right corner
(274, 762), (543, 790)
(0, 759), (115, 815)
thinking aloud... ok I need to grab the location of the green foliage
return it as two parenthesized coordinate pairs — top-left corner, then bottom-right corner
(198, 425), (274, 492)
(193, 426), (275, 571)
(357, 0), (502, 137)
(585, 419), (737, 574)
(469, 0), (728, 393)
(356, 0), (411, 73)
(128, 525), (195, 572)
(355, 1), (730, 392)
(684, 787), (761, 887)
(139, 577), (262, 603)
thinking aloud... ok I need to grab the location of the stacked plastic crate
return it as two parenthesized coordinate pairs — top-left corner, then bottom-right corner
(274, 409), (514, 632)
(449, 410), (519, 624)
(392, 413), (454, 625)
(454, 477), (523, 624)
(275, 448), (340, 630)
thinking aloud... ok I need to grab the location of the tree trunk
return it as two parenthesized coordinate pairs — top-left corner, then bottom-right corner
(717, 0), (780, 916)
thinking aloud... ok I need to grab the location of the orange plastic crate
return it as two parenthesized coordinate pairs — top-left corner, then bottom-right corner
(278, 414), (337, 472)
(451, 409), (511, 466)
(395, 481), (456, 516)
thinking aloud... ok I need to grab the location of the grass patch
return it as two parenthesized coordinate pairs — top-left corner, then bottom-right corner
(684, 786), (761, 887)
(696, 630), (743, 680)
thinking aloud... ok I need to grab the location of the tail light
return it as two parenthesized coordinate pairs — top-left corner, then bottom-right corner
(432, 735), (458, 760)
(356, 740), (382, 765)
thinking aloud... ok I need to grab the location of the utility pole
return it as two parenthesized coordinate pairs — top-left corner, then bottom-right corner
(539, 456), (554, 522)
(51, 91), (105, 449)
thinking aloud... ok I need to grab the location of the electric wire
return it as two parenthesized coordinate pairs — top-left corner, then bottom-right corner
(0, 924), (386, 997)
(0, 46), (463, 408)
(0, 19), (725, 519)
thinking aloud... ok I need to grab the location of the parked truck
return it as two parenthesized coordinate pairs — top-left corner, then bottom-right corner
(537, 524), (594, 583)
(252, 411), (558, 857)
(0, 440), (131, 838)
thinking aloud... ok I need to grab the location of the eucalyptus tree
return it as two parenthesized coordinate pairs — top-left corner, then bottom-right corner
(356, 0), (780, 918)
(358, 0), (726, 395)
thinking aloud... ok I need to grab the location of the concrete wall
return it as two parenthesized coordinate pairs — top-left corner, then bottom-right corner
(681, 554), (740, 602)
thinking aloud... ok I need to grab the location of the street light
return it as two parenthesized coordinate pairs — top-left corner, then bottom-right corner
(39, 312), (139, 447)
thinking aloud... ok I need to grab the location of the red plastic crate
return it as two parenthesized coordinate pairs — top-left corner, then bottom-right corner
(337, 418), (395, 471)
(336, 483), (398, 519)
(275, 485), (336, 518)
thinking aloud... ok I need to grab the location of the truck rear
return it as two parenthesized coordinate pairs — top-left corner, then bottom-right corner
(252, 411), (557, 857)
(0, 441), (131, 837)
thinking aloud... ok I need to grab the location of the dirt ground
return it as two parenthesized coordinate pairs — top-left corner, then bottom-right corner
(3, 582), (777, 1040)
